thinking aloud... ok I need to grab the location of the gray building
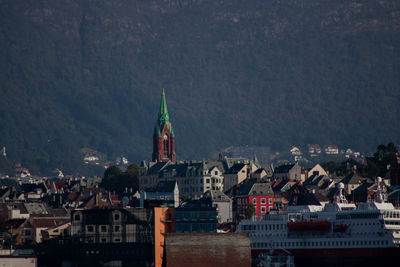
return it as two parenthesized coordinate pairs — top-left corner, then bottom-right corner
(203, 190), (232, 224)
(140, 180), (179, 208)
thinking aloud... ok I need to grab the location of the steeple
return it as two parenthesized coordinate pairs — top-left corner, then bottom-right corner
(152, 89), (176, 163)
(158, 88), (170, 122)
(155, 89), (174, 137)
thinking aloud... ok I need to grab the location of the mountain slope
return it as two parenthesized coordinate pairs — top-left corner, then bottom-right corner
(0, 0), (399, 174)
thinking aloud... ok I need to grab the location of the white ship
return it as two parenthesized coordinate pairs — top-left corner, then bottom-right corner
(237, 177), (400, 266)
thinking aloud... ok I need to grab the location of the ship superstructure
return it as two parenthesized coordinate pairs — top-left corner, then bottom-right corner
(237, 178), (400, 265)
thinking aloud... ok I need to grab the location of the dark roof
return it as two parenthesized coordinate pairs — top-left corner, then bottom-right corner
(0, 179), (21, 191)
(274, 164), (295, 173)
(289, 193), (321, 206)
(161, 163), (193, 177)
(225, 163), (246, 174)
(178, 198), (213, 209)
(340, 173), (372, 185)
(304, 175), (328, 186)
(326, 187), (339, 200)
(6, 218), (27, 229)
(254, 168), (265, 174)
(146, 181), (177, 192)
(148, 162), (169, 175)
(20, 183), (47, 193)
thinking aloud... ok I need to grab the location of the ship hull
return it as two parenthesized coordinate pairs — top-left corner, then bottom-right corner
(252, 247), (399, 267)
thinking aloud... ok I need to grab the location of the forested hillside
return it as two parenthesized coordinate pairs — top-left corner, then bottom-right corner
(0, 0), (399, 174)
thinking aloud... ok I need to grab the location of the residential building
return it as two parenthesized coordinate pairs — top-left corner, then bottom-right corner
(224, 163), (249, 192)
(324, 145), (339, 155)
(339, 172), (373, 195)
(140, 181), (179, 208)
(273, 163), (302, 181)
(307, 164), (328, 177)
(203, 190), (232, 223)
(233, 183), (274, 218)
(140, 160), (225, 199)
(139, 161), (171, 190)
(70, 208), (153, 244)
(174, 199), (217, 233)
(307, 144), (321, 154)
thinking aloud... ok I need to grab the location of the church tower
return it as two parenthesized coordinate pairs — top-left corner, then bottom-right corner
(152, 89), (176, 163)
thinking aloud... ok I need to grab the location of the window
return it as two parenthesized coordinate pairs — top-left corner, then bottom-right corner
(25, 230), (31, 236)
(261, 206), (266, 213)
(114, 213), (120, 221)
(100, 225), (107, 232)
(252, 198), (257, 204)
(269, 198), (272, 204)
(114, 226), (120, 233)
(87, 226), (94, 232)
(261, 198), (266, 204)
(163, 138), (169, 154)
(206, 179), (210, 184)
(74, 214), (81, 221)
(214, 171), (218, 175)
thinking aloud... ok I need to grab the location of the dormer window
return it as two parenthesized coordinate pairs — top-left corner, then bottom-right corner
(114, 212), (121, 221)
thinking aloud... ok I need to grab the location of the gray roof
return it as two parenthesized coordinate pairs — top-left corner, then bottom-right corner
(237, 183), (274, 196)
(204, 190), (231, 202)
(24, 203), (49, 215)
(146, 181), (177, 193)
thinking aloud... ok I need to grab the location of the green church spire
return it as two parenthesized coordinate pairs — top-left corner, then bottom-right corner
(158, 88), (170, 122)
(155, 88), (174, 137)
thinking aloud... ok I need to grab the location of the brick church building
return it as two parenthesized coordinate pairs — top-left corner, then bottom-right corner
(152, 89), (176, 163)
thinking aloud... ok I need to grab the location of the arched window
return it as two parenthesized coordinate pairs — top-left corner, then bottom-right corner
(163, 138), (169, 154)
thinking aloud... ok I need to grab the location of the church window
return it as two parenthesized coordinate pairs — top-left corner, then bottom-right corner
(163, 138), (169, 154)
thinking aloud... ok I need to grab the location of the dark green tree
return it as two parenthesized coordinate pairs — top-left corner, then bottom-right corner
(243, 203), (256, 219)
(100, 164), (139, 194)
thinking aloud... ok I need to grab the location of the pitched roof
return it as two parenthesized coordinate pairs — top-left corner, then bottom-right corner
(148, 161), (170, 175)
(24, 203), (49, 215)
(145, 181), (177, 192)
(225, 163), (246, 174)
(204, 190), (231, 202)
(274, 164), (295, 173)
(340, 173), (372, 185)
(254, 168), (266, 174)
(236, 183), (274, 196)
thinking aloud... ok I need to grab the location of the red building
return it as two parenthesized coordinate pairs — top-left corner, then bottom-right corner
(233, 183), (274, 218)
(152, 89), (176, 163)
